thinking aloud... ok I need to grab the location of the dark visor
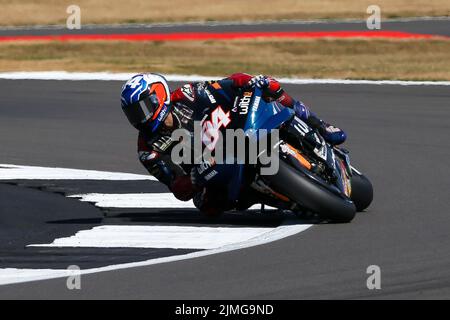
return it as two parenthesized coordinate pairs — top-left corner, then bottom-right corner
(122, 94), (159, 127)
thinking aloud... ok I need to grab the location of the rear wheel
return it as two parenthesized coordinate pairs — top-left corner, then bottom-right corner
(350, 172), (373, 212)
(264, 160), (356, 223)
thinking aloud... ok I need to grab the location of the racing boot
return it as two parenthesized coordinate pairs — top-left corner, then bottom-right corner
(293, 101), (347, 145)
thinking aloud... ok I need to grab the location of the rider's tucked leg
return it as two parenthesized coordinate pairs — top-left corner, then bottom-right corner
(191, 161), (236, 216)
(292, 100), (347, 145)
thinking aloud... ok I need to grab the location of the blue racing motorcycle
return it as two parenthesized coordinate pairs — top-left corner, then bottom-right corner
(199, 84), (373, 223)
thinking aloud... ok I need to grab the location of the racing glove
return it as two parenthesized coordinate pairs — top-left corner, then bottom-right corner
(246, 75), (270, 89)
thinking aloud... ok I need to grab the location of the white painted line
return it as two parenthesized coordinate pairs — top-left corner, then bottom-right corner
(70, 192), (195, 208)
(69, 192), (276, 210)
(0, 71), (449, 86)
(28, 225), (276, 249)
(8, 71), (133, 81)
(0, 163), (311, 285)
(0, 269), (73, 285)
(0, 220), (311, 285)
(277, 78), (450, 86)
(0, 164), (156, 181)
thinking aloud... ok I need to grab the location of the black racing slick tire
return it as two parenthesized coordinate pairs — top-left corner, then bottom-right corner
(350, 171), (373, 212)
(264, 160), (356, 223)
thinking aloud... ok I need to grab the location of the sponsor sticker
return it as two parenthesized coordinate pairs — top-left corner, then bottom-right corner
(204, 170), (218, 181)
(252, 96), (261, 113)
(238, 92), (252, 115)
(204, 88), (217, 104)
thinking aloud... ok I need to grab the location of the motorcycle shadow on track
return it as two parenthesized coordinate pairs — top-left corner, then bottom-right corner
(47, 207), (320, 228)
(4, 180), (320, 228)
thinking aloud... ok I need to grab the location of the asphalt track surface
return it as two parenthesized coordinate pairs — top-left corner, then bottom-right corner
(0, 18), (449, 36)
(0, 79), (449, 299)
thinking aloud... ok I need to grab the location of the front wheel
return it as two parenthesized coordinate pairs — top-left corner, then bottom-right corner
(350, 171), (373, 212)
(263, 160), (356, 223)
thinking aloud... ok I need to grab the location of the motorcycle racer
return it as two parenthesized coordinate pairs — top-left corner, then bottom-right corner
(120, 72), (346, 215)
